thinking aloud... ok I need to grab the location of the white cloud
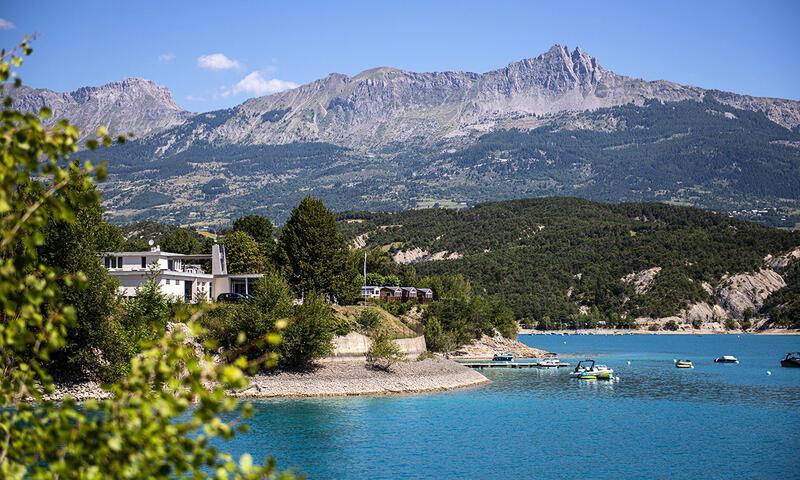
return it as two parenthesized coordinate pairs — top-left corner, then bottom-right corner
(0, 18), (15, 30)
(197, 53), (241, 71)
(158, 52), (176, 62)
(229, 71), (298, 97)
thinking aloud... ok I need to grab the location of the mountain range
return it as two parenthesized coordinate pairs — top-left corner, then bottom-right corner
(8, 45), (800, 227)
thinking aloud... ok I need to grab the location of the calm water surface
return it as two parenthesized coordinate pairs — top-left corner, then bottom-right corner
(225, 335), (800, 479)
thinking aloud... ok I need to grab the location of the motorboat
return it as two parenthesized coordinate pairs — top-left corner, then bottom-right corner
(675, 359), (693, 368)
(714, 355), (739, 364)
(537, 358), (568, 368)
(570, 359), (614, 379)
(492, 353), (514, 362)
(781, 352), (800, 368)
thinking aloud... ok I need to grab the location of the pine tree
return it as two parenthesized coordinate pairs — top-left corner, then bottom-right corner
(277, 197), (356, 301)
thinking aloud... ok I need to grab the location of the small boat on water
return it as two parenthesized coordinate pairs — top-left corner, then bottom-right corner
(570, 359), (614, 380)
(714, 355), (739, 364)
(492, 353), (514, 362)
(781, 352), (800, 368)
(537, 358), (569, 368)
(675, 359), (693, 369)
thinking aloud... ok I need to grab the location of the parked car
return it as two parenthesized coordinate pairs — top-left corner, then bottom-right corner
(216, 292), (251, 303)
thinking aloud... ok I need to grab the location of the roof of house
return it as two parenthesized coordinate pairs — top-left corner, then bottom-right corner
(381, 286), (403, 293)
(401, 286), (417, 292)
(102, 251), (212, 260)
(417, 288), (433, 294)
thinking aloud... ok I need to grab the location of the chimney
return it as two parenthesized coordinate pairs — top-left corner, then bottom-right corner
(211, 243), (227, 276)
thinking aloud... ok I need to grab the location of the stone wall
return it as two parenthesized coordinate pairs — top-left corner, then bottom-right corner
(324, 332), (427, 363)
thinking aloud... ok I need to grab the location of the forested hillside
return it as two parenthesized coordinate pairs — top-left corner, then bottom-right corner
(340, 198), (800, 329)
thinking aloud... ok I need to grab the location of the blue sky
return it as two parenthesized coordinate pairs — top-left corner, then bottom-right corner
(1, 0), (799, 112)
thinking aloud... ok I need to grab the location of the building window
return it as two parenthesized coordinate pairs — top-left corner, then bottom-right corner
(105, 256), (122, 268)
(141, 256), (147, 268)
(168, 260), (174, 271)
(165, 279), (170, 285)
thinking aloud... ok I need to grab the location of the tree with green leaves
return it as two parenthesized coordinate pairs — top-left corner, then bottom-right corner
(161, 227), (203, 254)
(366, 330), (404, 371)
(279, 293), (335, 369)
(0, 39), (293, 479)
(233, 215), (275, 258)
(225, 230), (267, 274)
(277, 197), (356, 301)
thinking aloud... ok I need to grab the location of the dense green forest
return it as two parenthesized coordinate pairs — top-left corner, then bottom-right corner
(340, 198), (800, 327)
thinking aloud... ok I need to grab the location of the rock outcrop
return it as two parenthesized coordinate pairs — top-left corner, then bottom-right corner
(621, 267), (662, 295)
(714, 269), (786, 318)
(450, 333), (551, 358)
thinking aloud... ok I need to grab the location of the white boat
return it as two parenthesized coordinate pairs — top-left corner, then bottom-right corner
(537, 358), (567, 367)
(714, 355), (739, 363)
(569, 359), (614, 379)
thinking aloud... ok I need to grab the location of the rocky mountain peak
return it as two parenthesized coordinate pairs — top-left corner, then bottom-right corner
(8, 77), (188, 139)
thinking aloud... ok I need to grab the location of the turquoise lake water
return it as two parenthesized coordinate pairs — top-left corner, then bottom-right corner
(226, 335), (800, 479)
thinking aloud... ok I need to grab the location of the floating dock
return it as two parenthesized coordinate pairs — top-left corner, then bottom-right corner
(459, 361), (570, 369)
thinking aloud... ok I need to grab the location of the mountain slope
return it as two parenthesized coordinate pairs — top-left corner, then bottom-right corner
(17, 45), (800, 226)
(7, 77), (189, 140)
(131, 45), (799, 152)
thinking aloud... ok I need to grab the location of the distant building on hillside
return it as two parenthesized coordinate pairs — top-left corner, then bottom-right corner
(417, 288), (433, 304)
(101, 244), (262, 303)
(360, 286), (382, 299)
(379, 286), (403, 302)
(376, 285), (433, 303)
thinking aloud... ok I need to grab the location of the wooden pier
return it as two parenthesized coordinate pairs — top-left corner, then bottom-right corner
(459, 361), (570, 369)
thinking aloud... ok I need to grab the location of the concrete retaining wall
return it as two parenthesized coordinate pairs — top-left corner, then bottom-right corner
(324, 332), (427, 363)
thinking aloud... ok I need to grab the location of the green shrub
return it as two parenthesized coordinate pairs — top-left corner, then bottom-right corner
(664, 319), (679, 331)
(724, 317), (739, 331)
(648, 324), (660, 331)
(356, 308), (382, 331)
(366, 331), (405, 371)
(280, 294), (336, 369)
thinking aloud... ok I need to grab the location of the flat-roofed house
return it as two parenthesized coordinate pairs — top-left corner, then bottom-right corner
(360, 286), (382, 298)
(102, 243), (262, 303)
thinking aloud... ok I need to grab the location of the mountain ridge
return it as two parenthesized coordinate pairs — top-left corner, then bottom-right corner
(7, 77), (190, 140)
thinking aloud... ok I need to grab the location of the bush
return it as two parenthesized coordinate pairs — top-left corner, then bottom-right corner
(691, 318), (703, 329)
(648, 324), (660, 331)
(366, 331), (405, 371)
(279, 294), (335, 369)
(202, 272), (294, 365)
(423, 316), (454, 352)
(724, 317), (739, 331)
(356, 308), (382, 331)
(664, 319), (679, 331)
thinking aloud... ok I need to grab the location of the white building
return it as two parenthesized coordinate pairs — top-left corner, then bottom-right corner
(359, 286), (382, 299)
(102, 244), (262, 303)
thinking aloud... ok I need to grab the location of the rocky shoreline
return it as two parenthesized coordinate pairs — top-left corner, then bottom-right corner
(47, 357), (489, 401)
(518, 328), (800, 335)
(231, 357), (489, 399)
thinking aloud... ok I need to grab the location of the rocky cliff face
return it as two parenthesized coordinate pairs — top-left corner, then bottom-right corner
(634, 246), (799, 331)
(135, 44), (800, 153)
(7, 77), (189, 140)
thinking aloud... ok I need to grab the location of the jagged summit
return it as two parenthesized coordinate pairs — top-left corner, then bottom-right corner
(11, 45), (800, 149)
(8, 77), (189, 139)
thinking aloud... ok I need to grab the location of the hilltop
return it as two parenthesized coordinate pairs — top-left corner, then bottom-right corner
(339, 198), (800, 330)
